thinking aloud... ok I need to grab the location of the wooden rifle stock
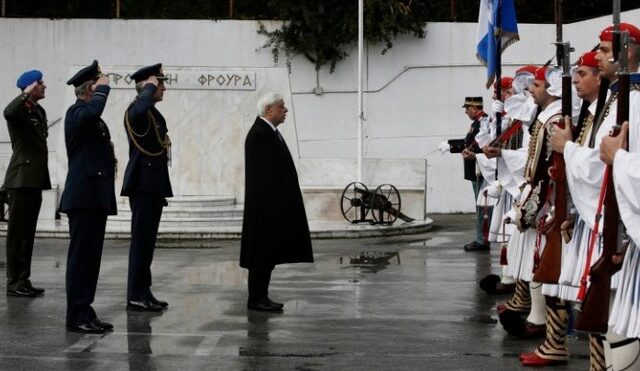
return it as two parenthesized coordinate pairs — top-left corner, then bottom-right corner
(489, 121), (522, 148)
(574, 165), (621, 333)
(533, 73), (571, 283)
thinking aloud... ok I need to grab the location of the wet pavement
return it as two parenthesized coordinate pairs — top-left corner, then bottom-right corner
(0, 214), (589, 370)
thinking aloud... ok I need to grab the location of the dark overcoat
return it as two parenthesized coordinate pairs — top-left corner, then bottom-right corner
(2, 92), (51, 190)
(240, 117), (313, 269)
(120, 84), (172, 198)
(59, 85), (117, 214)
(462, 113), (486, 182)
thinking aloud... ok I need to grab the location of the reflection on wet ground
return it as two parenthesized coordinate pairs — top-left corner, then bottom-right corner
(0, 214), (590, 369)
(340, 251), (400, 273)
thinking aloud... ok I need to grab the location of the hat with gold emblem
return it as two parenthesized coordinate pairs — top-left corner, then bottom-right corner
(462, 96), (483, 108)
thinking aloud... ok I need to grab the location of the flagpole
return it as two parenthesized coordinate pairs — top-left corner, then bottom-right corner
(555, 0), (562, 66)
(357, 0), (364, 183)
(495, 0), (502, 138)
(494, 0), (502, 181)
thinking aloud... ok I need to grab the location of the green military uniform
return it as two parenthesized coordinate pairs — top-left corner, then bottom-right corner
(3, 91), (51, 293)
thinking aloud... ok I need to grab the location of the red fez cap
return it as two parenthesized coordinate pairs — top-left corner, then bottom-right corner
(576, 51), (598, 68)
(493, 76), (513, 90)
(516, 65), (538, 76)
(600, 22), (640, 44)
(534, 66), (548, 81)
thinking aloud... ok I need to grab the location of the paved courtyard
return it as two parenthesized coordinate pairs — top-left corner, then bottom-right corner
(0, 214), (589, 370)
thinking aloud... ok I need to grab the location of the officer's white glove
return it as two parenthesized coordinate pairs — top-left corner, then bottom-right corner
(438, 140), (450, 154)
(492, 100), (504, 114)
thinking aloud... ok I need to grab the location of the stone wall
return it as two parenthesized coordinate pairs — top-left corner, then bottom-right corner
(0, 10), (636, 219)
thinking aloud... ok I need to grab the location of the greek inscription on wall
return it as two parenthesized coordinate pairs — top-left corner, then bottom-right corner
(104, 70), (256, 91)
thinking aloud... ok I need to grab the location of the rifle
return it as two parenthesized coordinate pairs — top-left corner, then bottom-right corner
(533, 39), (572, 283)
(575, 5), (628, 332)
(489, 120), (523, 148)
(494, 0), (504, 182)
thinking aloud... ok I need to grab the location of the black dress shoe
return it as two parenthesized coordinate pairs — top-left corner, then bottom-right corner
(464, 241), (490, 252)
(93, 318), (114, 331)
(67, 322), (106, 334)
(149, 296), (168, 308)
(266, 297), (284, 309)
(248, 299), (283, 312)
(127, 300), (164, 312)
(27, 286), (45, 296)
(7, 288), (36, 298)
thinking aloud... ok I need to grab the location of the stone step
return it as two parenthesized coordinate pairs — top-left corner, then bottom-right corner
(60, 195), (243, 228)
(106, 216), (243, 228)
(114, 206), (244, 219)
(115, 195), (236, 209)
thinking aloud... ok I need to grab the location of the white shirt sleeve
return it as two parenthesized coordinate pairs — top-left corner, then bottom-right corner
(564, 141), (606, 230)
(475, 116), (493, 148)
(500, 148), (527, 195)
(612, 150), (640, 245)
(611, 89), (640, 245)
(476, 153), (497, 183)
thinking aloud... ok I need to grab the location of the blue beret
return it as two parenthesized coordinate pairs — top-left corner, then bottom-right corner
(130, 63), (166, 83)
(16, 70), (43, 90)
(67, 60), (101, 87)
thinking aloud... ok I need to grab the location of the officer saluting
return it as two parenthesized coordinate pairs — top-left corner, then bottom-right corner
(3, 69), (51, 298)
(60, 60), (116, 333)
(121, 63), (172, 312)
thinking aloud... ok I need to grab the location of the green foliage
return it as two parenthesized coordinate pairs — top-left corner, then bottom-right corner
(258, 0), (428, 73)
(3, 0), (639, 73)
(3, 0), (639, 22)
(365, 0), (428, 54)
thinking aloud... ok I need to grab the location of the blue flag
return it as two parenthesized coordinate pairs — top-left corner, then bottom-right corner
(476, 0), (519, 88)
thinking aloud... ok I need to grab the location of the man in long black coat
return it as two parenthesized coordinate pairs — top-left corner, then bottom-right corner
(3, 69), (51, 298)
(59, 60), (117, 333)
(240, 92), (313, 312)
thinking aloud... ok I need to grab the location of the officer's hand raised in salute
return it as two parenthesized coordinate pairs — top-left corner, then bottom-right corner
(92, 75), (110, 89)
(144, 76), (159, 87)
(23, 80), (41, 94)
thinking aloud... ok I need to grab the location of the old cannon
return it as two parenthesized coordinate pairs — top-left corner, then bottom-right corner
(340, 182), (414, 225)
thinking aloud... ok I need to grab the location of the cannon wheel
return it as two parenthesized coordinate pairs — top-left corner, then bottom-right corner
(372, 184), (401, 225)
(340, 182), (369, 223)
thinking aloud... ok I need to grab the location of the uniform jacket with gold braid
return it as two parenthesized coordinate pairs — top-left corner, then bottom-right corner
(2, 92), (51, 190)
(120, 84), (173, 198)
(515, 99), (563, 231)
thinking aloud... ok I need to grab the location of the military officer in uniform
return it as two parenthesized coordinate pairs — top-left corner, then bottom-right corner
(3, 69), (51, 297)
(121, 63), (172, 312)
(460, 97), (490, 251)
(60, 60), (117, 333)
(240, 92), (314, 312)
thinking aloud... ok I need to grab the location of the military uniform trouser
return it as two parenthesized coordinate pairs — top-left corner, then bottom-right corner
(471, 178), (492, 244)
(128, 193), (164, 301)
(66, 209), (107, 327)
(5, 189), (42, 291)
